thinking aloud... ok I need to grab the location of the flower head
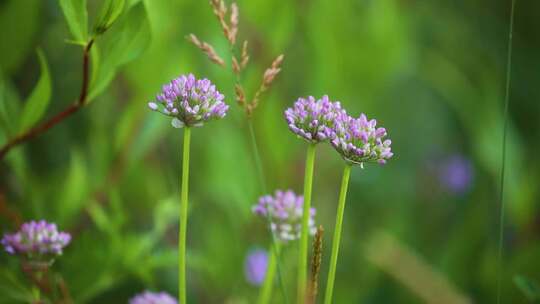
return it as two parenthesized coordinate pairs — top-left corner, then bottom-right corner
(129, 291), (177, 304)
(148, 74), (229, 128)
(244, 249), (268, 286)
(331, 113), (393, 166)
(252, 190), (316, 242)
(284, 95), (346, 143)
(1, 220), (71, 258)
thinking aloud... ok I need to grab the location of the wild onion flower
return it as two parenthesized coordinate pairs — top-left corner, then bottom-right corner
(147, 74), (228, 303)
(253, 190), (316, 242)
(245, 249), (268, 286)
(148, 73), (229, 128)
(1, 220), (71, 258)
(324, 112), (393, 304)
(285, 95), (340, 303)
(331, 113), (393, 166)
(129, 291), (177, 304)
(284, 95), (346, 143)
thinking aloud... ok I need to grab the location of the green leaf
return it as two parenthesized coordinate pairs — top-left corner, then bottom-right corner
(514, 275), (540, 301)
(18, 49), (52, 133)
(88, 2), (151, 101)
(93, 0), (126, 36)
(58, 0), (88, 43)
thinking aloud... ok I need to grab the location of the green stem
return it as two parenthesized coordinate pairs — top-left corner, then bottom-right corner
(248, 119), (267, 193)
(258, 243), (280, 304)
(324, 164), (352, 304)
(179, 127), (191, 304)
(297, 143), (317, 304)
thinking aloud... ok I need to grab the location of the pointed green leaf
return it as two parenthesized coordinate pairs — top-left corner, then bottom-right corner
(18, 49), (52, 133)
(58, 0), (88, 43)
(93, 0), (126, 36)
(88, 2), (150, 101)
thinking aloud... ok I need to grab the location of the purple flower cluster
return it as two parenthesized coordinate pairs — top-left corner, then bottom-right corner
(284, 95), (346, 143)
(148, 74), (229, 128)
(331, 113), (393, 165)
(1, 220), (71, 258)
(244, 249), (268, 286)
(129, 291), (177, 304)
(252, 190), (316, 242)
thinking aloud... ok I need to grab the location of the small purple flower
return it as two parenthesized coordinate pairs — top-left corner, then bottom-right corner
(148, 74), (229, 128)
(439, 155), (474, 195)
(252, 190), (316, 242)
(129, 291), (177, 304)
(244, 249), (268, 286)
(330, 113), (393, 166)
(1, 220), (71, 258)
(284, 95), (346, 143)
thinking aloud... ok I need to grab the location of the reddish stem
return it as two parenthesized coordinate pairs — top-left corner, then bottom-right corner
(0, 39), (94, 160)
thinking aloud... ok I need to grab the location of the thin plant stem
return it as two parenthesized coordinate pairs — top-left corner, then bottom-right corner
(496, 0), (516, 303)
(248, 119), (288, 304)
(297, 143), (317, 304)
(324, 164), (352, 304)
(179, 127), (191, 304)
(258, 242), (281, 304)
(248, 119), (267, 193)
(0, 39), (94, 160)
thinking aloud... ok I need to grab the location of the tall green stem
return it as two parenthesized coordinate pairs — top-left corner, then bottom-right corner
(324, 164), (351, 304)
(297, 143), (317, 304)
(258, 243), (280, 304)
(179, 127), (191, 304)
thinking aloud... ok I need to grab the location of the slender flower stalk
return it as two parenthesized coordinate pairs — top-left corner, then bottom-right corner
(148, 74), (228, 304)
(179, 126), (191, 304)
(297, 143), (316, 304)
(323, 164), (351, 304)
(324, 112), (393, 304)
(284, 95), (344, 304)
(257, 244), (279, 304)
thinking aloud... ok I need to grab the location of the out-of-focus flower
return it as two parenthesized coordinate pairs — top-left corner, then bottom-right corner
(284, 95), (346, 143)
(439, 155), (474, 195)
(252, 190), (316, 242)
(244, 249), (268, 286)
(330, 113), (393, 166)
(129, 291), (177, 304)
(148, 74), (229, 128)
(1, 220), (71, 258)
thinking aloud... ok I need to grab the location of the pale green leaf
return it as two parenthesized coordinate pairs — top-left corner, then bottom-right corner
(58, 0), (88, 42)
(18, 49), (52, 133)
(88, 2), (150, 101)
(93, 0), (126, 35)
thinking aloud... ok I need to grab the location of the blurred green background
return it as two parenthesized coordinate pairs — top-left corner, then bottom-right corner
(1, 0), (539, 303)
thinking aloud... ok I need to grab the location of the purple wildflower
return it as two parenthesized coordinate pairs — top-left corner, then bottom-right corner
(252, 190), (316, 242)
(284, 95), (346, 143)
(148, 74), (229, 128)
(330, 113), (393, 166)
(439, 155), (474, 195)
(1, 220), (71, 258)
(244, 249), (268, 286)
(129, 291), (177, 304)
